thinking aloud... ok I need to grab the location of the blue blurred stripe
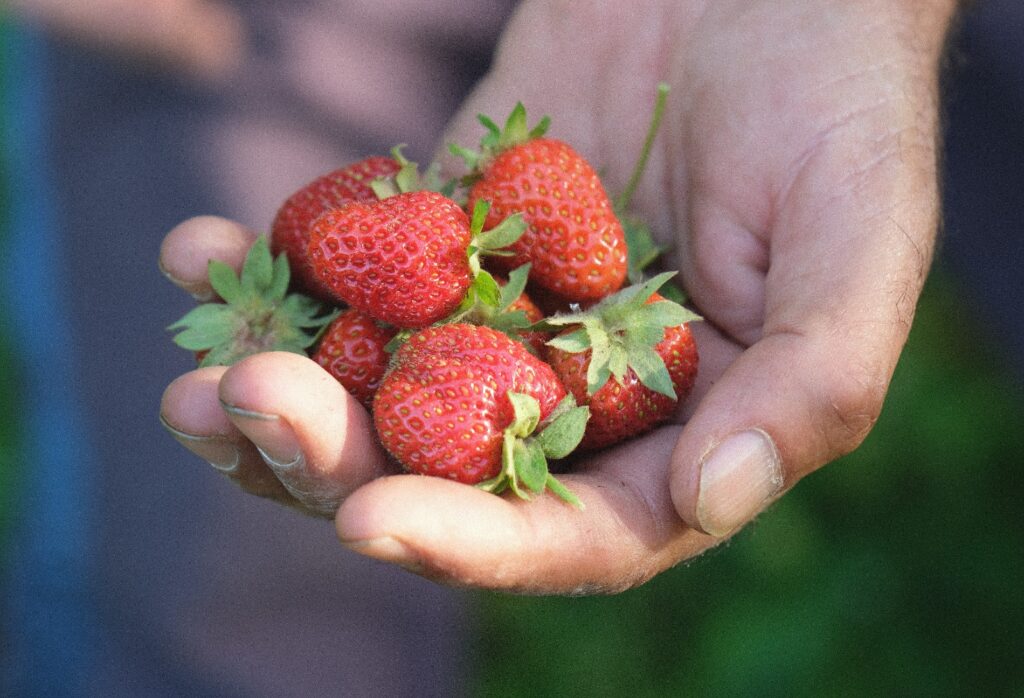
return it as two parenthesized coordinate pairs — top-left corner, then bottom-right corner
(1, 26), (99, 694)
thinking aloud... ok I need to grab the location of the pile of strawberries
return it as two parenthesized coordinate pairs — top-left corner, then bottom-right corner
(170, 94), (699, 506)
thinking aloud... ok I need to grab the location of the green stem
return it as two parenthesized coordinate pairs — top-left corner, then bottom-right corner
(615, 83), (670, 211)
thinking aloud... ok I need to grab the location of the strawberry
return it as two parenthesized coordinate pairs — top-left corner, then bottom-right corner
(542, 272), (700, 449)
(455, 104), (628, 303)
(307, 191), (525, 329)
(271, 155), (401, 300)
(373, 323), (587, 504)
(168, 237), (337, 367)
(313, 308), (397, 408)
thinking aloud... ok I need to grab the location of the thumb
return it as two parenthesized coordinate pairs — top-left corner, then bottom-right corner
(668, 327), (894, 538)
(668, 166), (938, 539)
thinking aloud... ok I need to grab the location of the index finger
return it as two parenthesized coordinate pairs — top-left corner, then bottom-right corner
(158, 215), (257, 300)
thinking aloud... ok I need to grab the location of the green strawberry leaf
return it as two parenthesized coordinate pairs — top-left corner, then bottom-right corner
(469, 198), (490, 235)
(507, 392), (542, 438)
(473, 270), (503, 310)
(240, 236), (274, 294)
(545, 327), (591, 354)
(208, 260), (242, 303)
(475, 213), (526, 252)
(537, 403), (590, 460)
(384, 328), (415, 354)
(516, 439), (549, 495)
(544, 475), (583, 509)
(168, 304), (235, 350)
(543, 394), (579, 425)
(489, 310), (532, 335)
(632, 297), (701, 328)
(498, 264), (531, 313)
(608, 344), (629, 384)
(268, 253), (291, 302)
(393, 148), (421, 194)
(167, 301), (230, 332)
(586, 324), (613, 396)
(478, 114), (502, 148)
(371, 178), (400, 200)
(501, 103), (529, 145)
(658, 280), (689, 305)
(448, 142), (481, 173)
(625, 342), (677, 400)
(528, 115), (551, 141)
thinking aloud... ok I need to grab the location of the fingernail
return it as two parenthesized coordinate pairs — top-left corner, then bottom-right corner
(160, 414), (240, 473)
(220, 401), (302, 466)
(696, 429), (783, 538)
(158, 259), (215, 302)
(344, 536), (424, 574)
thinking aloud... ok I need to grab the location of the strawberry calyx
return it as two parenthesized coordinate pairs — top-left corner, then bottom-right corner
(460, 201), (528, 313)
(473, 263), (537, 338)
(449, 102), (551, 179)
(477, 392), (589, 508)
(168, 236), (338, 367)
(370, 145), (457, 200)
(539, 272), (701, 400)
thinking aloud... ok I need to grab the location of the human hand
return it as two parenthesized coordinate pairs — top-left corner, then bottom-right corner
(159, 0), (957, 593)
(6, 0), (245, 82)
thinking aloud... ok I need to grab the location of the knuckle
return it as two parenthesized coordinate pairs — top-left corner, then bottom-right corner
(817, 357), (889, 456)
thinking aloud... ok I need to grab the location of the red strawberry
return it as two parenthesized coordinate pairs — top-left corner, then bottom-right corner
(307, 192), (525, 329)
(271, 155), (401, 300)
(373, 323), (587, 504)
(542, 273), (700, 450)
(457, 105), (628, 302)
(313, 308), (397, 408)
(307, 191), (473, 327)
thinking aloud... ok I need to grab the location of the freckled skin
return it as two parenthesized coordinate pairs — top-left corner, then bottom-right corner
(469, 139), (627, 302)
(308, 191), (474, 328)
(313, 308), (397, 408)
(271, 156), (401, 301)
(545, 310), (699, 450)
(373, 324), (566, 483)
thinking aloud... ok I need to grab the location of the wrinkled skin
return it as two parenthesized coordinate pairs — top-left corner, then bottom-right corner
(159, 0), (957, 594)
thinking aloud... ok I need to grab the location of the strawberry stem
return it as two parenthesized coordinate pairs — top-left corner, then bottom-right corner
(615, 83), (670, 211)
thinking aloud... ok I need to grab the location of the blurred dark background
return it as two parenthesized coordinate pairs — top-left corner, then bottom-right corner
(2, 1), (1023, 695)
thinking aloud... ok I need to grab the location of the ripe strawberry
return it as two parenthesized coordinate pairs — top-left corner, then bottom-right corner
(168, 237), (337, 367)
(373, 323), (587, 504)
(313, 308), (397, 408)
(456, 104), (628, 302)
(307, 191), (472, 327)
(542, 273), (700, 449)
(271, 155), (401, 300)
(307, 191), (525, 329)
